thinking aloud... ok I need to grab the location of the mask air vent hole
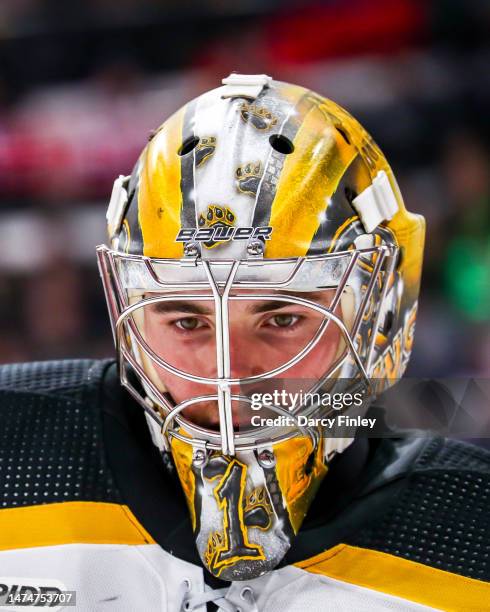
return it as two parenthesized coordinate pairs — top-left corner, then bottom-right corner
(269, 134), (294, 154)
(335, 126), (351, 145)
(179, 136), (200, 156)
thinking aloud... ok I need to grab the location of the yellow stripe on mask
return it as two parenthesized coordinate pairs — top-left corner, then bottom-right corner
(265, 105), (357, 258)
(139, 108), (186, 258)
(274, 436), (327, 534)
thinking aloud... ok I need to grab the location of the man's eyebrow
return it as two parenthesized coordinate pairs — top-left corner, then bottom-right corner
(246, 292), (330, 314)
(248, 301), (295, 314)
(147, 300), (213, 315)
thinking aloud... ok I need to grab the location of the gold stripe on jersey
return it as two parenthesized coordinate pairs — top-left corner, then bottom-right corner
(0, 502), (155, 550)
(139, 107), (186, 259)
(265, 105), (357, 258)
(296, 543), (489, 612)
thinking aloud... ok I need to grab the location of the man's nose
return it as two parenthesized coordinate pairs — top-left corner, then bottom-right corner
(228, 335), (265, 379)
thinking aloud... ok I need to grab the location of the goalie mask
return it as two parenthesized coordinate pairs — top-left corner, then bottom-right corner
(97, 74), (425, 580)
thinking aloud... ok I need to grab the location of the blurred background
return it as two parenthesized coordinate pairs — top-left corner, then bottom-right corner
(0, 0), (489, 378)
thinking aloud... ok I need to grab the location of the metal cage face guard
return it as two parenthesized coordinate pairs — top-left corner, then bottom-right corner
(97, 244), (398, 453)
(97, 243), (400, 579)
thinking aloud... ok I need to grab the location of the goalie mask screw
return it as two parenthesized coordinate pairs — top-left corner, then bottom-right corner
(247, 239), (264, 256)
(192, 449), (208, 468)
(184, 242), (200, 257)
(257, 449), (276, 468)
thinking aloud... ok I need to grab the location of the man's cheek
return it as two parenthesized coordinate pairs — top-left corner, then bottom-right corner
(157, 369), (211, 404)
(291, 331), (341, 375)
(159, 374), (188, 402)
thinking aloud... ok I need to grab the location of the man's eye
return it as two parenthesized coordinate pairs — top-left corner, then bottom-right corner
(268, 314), (300, 328)
(175, 317), (204, 331)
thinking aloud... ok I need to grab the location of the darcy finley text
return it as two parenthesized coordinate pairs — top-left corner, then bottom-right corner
(250, 414), (377, 429)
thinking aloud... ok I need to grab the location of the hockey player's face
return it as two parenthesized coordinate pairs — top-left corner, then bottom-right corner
(141, 290), (343, 428)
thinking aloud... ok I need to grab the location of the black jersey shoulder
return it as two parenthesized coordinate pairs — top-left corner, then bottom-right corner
(347, 436), (490, 581)
(0, 359), (122, 508)
(286, 433), (490, 582)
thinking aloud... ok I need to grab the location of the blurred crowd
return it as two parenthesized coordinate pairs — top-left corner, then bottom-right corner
(0, 0), (489, 377)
